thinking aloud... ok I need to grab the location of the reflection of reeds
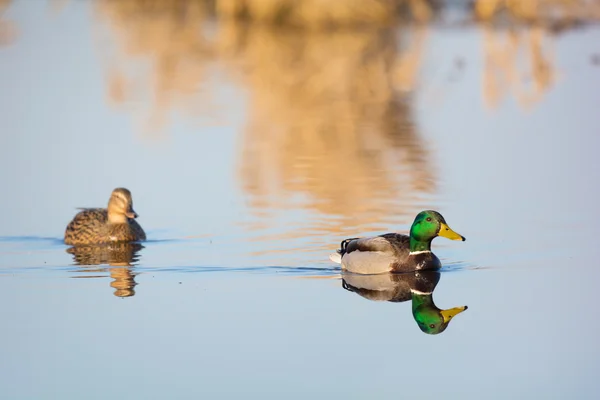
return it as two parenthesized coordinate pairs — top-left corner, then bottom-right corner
(92, 0), (600, 134)
(482, 25), (556, 110)
(0, 0), (17, 46)
(473, 0), (600, 109)
(94, 0), (218, 135)
(90, 0), (599, 257)
(474, 0), (600, 24)
(216, 0), (436, 26)
(220, 23), (434, 233)
(93, 0), (436, 238)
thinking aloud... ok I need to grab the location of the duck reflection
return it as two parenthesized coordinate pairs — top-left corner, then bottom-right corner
(67, 243), (143, 298)
(342, 270), (467, 335)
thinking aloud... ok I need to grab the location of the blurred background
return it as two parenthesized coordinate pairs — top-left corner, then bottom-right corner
(1, 0), (600, 398)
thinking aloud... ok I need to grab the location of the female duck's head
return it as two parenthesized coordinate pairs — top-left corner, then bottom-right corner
(409, 210), (465, 252)
(107, 188), (138, 224)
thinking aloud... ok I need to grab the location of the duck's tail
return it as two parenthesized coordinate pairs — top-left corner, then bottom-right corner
(329, 251), (342, 264)
(329, 237), (361, 264)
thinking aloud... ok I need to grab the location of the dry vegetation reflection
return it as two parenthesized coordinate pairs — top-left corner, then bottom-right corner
(87, 0), (599, 258)
(225, 24), (435, 236)
(482, 26), (556, 110)
(3, 0), (599, 259)
(0, 0), (17, 45)
(93, 0), (440, 243)
(89, 0), (600, 124)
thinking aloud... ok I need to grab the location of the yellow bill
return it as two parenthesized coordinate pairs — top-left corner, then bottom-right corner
(440, 306), (468, 323)
(438, 223), (465, 241)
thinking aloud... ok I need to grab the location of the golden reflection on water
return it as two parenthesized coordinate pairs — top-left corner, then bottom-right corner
(85, 0), (600, 258)
(0, 0), (17, 45)
(482, 25), (556, 110)
(3, 0), (600, 258)
(88, 0), (600, 125)
(226, 23), (435, 235)
(215, 0), (434, 26)
(93, 1), (437, 236)
(93, 0), (217, 136)
(474, 0), (600, 23)
(67, 243), (142, 297)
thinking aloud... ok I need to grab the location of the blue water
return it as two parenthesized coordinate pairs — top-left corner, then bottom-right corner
(1, 1), (600, 399)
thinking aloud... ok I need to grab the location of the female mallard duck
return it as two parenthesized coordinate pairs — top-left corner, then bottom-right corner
(64, 188), (146, 245)
(329, 210), (465, 274)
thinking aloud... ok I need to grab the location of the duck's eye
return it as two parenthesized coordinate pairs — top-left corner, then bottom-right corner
(429, 324), (435, 329)
(426, 217), (432, 222)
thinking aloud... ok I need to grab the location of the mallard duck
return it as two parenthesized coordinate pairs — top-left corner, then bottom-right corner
(342, 270), (468, 335)
(64, 188), (146, 245)
(329, 210), (465, 274)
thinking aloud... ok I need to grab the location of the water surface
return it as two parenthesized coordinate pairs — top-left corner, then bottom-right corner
(1, 1), (600, 398)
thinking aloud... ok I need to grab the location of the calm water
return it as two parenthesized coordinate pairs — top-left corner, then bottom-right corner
(1, 1), (600, 399)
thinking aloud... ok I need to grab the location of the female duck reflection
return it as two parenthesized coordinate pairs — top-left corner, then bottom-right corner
(342, 270), (467, 335)
(67, 242), (142, 298)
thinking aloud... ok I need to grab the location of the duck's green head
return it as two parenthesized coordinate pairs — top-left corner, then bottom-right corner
(409, 210), (465, 252)
(412, 293), (468, 335)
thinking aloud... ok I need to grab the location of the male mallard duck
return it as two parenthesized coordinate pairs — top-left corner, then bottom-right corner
(64, 188), (146, 245)
(329, 210), (465, 274)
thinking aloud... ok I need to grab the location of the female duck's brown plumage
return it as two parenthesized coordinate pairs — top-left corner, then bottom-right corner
(64, 188), (146, 245)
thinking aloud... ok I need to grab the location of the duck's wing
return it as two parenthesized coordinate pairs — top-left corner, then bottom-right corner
(70, 208), (107, 223)
(128, 219), (146, 241)
(64, 209), (108, 245)
(329, 233), (411, 270)
(377, 233), (411, 257)
(343, 233), (410, 256)
(332, 234), (405, 274)
(345, 236), (395, 254)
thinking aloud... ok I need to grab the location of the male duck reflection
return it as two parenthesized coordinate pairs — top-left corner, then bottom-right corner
(342, 270), (468, 334)
(64, 188), (146, 245)
(330, 210), (465, 274)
